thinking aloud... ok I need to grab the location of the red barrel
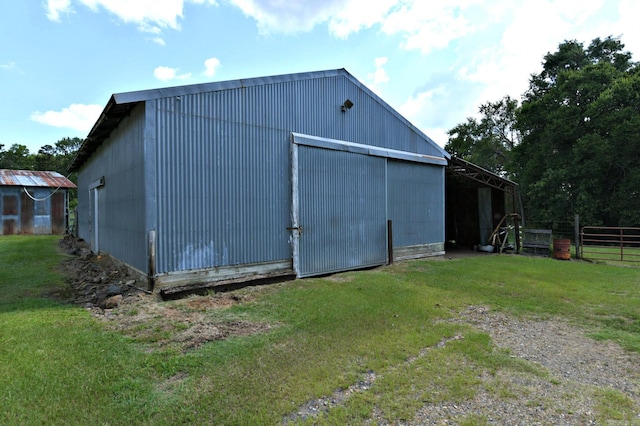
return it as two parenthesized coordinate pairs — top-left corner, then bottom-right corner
(553, 238), (571, 260)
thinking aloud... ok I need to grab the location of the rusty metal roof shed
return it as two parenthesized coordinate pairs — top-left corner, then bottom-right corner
(0, 170), (76, 188)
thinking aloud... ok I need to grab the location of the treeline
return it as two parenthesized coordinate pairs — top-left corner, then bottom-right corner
(0, 137), (82, 178)
(446, 36), (640, 226)
(1, 138), (82, 208)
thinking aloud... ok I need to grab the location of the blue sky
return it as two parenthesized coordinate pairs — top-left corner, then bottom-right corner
(2, 0), (639, 153)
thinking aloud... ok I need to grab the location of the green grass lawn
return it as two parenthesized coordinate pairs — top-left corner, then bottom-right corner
(1, 236), (639, 424)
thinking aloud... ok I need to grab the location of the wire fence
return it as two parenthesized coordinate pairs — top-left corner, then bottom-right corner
(520, 217), (640, 264)
(522, 220), (577, 243)
(518, 216), (580, 258)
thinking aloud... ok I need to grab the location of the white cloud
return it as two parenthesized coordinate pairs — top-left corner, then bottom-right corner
(368, 57), (389, 85)
(399, 89), (438, 120)
(453, 0), (621, 110)
(151, 37), (167, 46)
(45, 0), (73, 21)
(45, 0), (217, 34)
(30, 104), (103, 132)
(226, 0), (401, 36)
(228, 0), (343, 34)
(203, 57), (221, 77)
(327, 0), (397, 38)
(616, 0), (640, 56)
(0, 61), (17, 71)
(223, 0), (485, 53)
(77, 0), (183, 32)
(154, 66), (192, 81)
(423, 127), (449, 148)
(381, 1), (481, 54)
(554, 0), (605, 24)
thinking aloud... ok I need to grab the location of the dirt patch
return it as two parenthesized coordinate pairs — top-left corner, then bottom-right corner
(57, 235), (145, 308)
(57, 236), (275, 351)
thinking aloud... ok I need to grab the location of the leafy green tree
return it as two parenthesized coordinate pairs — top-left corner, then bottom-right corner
(445, 96), (520, 177)
(34, 137), (82, 175)
(0, 144), (35, 170)
(513, 36), (639, 225)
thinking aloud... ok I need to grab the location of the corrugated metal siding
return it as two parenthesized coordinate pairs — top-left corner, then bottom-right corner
(179, 75), (439, 156)
(32, 188), (51, 234)
(241, 76), (442, 157)
(297, 145), (387, 276)
(388, 160), (445, 246)
(0, 187), (68, 235)
(151, 73), (444, 275)
(1, 188), (20, 234)
(154, 96), (291, 274)
(76, 71), (446, 283)
(51, 191), (66, 234)
(0, 170), (76, 188)
(77, 104), (147, 272)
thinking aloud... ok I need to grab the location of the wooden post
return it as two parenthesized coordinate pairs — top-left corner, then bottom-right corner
(513, 189), (521, 254)
(148, 229), (156, 291)
(620, 228), (624, 261)
(574, 214), (580, 259)
(387, 220), (393, 264)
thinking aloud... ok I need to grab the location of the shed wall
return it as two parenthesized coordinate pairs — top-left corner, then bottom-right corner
(77, 104), (147, 272)
(387, 160), (445, 246)
(151, 73), (444, 275)
(0, 187), (67, 235)
(153, 102), (291, 274)
(240, 76), (443, 157)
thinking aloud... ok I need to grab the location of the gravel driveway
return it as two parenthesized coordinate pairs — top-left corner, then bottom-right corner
(286, 306), (640, 425)
(409, 306), (640, 425)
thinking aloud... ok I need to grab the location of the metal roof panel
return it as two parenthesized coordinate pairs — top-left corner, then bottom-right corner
(0, 170), (76, 188)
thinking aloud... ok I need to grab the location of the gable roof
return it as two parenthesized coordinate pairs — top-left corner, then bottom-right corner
(0, 169), (76, 188)
(69, 68), (448, 172)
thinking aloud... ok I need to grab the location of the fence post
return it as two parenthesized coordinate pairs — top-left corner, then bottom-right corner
(620, 228), (624, 261)
(387, 220), (393, 264)
(574, 214), (580, 259)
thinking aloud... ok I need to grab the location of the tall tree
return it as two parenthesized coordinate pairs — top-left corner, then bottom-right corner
(513, 36), (639, 225)
(0, 144), (35, 170)
(34, 137), (83, 175)
(445, 96), (520, 177)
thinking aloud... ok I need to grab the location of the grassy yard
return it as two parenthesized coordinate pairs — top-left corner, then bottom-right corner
(1, 236), (639, 424)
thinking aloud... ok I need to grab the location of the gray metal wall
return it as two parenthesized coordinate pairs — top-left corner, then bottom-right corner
(240, 76), (443, 157)
(75, 72), (446, 280)
(297, 145), (387, 276)
(387, 160), (445, 246)
(77, 105), (148, 272)
(151, 100), (291, 274)
(149, 73), (446, 274)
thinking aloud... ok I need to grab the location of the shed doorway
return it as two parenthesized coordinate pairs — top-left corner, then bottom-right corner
(32, 189), (52, 235)
(89, 176), (105, 253)
(1, 192), (19, 234)
(446, 156), (520, 251)
(89, 188), (99, 253)
(292, 144), (387, 277)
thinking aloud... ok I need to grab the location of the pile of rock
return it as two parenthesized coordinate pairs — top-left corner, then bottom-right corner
(58, 235), (146, 310)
